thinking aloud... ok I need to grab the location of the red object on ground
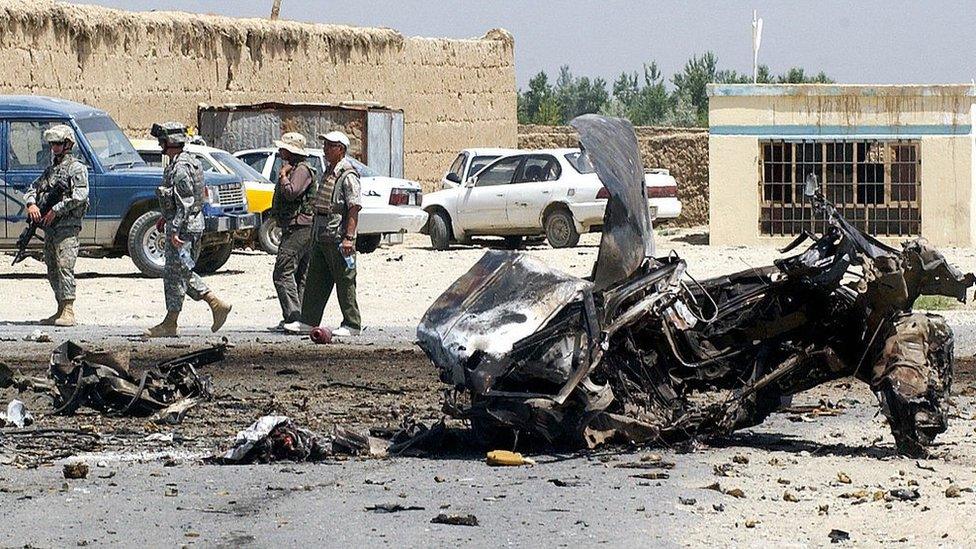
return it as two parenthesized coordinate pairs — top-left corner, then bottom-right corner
(310, 326), (332, 344)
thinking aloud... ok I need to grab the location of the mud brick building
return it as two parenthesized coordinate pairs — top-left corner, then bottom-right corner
(0, 0), (517, 189)
(707, 84), (975, 246)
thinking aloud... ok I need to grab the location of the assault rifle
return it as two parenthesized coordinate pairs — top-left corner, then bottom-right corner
(11, 179), (68, 265)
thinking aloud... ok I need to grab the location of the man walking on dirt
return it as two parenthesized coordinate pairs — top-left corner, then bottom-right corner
(284, 130), (362, 337)
(145, 122), (232, 338)
(269, 132), (316, 330)
(24, 124), (89, 326)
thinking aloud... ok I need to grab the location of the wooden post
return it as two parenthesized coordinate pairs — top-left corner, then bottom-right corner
(271, 0), (282, 20)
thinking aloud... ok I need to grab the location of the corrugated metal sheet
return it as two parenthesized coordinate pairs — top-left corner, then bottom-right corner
(198, 102), (404, 177)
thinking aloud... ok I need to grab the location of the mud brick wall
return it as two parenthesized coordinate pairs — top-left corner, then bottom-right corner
(0, 0), (517, 190)
(518, 125), (709, 225)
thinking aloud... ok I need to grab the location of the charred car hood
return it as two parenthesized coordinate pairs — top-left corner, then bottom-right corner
(417, 251), (592, 394)
(571, 114), (654, 290)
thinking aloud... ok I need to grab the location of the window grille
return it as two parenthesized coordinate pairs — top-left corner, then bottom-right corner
(759, 140), (920, 236)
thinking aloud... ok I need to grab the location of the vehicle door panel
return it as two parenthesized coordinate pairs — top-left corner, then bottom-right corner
(457, 156), (522, 231)
(506, 155), (562, 228)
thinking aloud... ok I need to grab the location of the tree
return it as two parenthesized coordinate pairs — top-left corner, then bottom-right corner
(777, 67), (834, 84)
(555, 65), (610, 122)
(671, 52), (718, 126)
(517, 71), (556, 124)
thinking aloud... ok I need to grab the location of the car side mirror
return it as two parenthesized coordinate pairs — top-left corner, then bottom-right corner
(465, 176), (477, 188)
(804, 173), (819, 197)
(446, 172), (461, 184)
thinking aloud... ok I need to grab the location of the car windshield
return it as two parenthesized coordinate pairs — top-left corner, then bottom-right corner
(564, 151), (595, 174)
(212, 150), (271, 183)
(345, 156), (378, 178)
(75, 115), (145, 168)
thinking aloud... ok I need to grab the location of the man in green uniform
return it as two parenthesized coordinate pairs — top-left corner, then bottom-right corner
(284, 130), (362, 336)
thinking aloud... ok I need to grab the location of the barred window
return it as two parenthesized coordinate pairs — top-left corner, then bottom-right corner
(759, 140), (920, 236)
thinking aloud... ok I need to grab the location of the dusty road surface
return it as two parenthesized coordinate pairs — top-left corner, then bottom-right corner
(3, 229), (976, 546)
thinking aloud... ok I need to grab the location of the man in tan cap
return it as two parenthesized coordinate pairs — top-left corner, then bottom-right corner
(269, 132), (317, 330)
(284, 130), (362, 336)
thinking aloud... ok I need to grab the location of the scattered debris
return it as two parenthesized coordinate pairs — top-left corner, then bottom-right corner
(837, 472), (852, 484)
(888, 488), (921, 501)
(614, 460), (675, 470)
(366, 503), (425, 513)
(63, 461), (89, 479)
(486, 450), (536, 466)
(46, 341), (224, 423)
(23, 329), (51, 343)
(678, 497), (696, 506)
(703, 482), (745, 498)
(945, 485), (961, 498)
(165, 485), (179, 497)
(431, 513), (479, 527)
(732, 455), (749, 464)
(631, 472), (669, 480)
(783, 491), (799, 502)
(548, 478), (583, 487)
(828, 529), (850, 543)
(214, 416), (328, 464)
(0, 399), (33, 428)
(745, 519), (758, 528)
(712, 503), (724, 512)
(416, 115), (973, 456)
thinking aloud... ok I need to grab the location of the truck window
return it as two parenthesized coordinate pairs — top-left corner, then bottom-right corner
(447, 153), (466, 179)
(75, 115), (144, 169)
(237, 152), (271, 173)
(8, 120), (56, 170)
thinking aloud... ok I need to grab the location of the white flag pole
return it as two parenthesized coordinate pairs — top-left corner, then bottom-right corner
(752, 10), (763, 83)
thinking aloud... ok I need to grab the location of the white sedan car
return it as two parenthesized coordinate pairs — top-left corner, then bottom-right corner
(422, 148), (681, 249)
(234, 147), (427, 254)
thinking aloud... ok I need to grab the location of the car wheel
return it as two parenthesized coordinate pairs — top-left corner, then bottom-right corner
(502, 235), (524, 249)
(194, 242), (234, 275)
(127, 210), (166, 278)
(356, 234), (382, 254)
(545, 209), (580, 248)
(428, 210), (452, 250)
(257, 216), (281, 255)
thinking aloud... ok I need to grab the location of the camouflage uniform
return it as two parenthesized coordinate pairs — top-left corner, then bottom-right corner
(24, 153), (89, 302)
(300, 157), (362, 329)
(157, 151), (209, 312)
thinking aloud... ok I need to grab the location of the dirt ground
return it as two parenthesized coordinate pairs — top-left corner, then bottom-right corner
(4, 229), (976, 546)
(3, 229), (976, 333)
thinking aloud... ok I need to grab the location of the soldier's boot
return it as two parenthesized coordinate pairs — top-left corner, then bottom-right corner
(145, 311), (180, 338)
(39, 301), (65, 325)
(52, 300), (76, 327)
(203, 292), (232, 333)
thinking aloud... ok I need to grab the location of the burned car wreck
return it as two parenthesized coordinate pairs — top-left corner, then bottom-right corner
(418, 114), (975, 457)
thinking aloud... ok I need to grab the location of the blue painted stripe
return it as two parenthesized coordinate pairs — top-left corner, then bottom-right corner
(709, 124), (972, 137)
(707, 84), (976, 97)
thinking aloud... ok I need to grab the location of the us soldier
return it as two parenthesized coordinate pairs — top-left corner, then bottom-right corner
(24, 124), (89, 326)
(269, 132), (316, 330)
(284, 130), (362, 336)
(145, 122), (232, 337)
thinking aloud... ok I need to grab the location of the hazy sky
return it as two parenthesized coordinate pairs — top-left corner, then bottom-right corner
(69, 1), (976, 89)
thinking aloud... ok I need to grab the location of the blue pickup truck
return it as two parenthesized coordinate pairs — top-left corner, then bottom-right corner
(0, 96), (258, 276)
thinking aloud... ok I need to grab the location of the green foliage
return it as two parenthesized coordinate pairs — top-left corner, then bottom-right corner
(516, 55), (833, 127)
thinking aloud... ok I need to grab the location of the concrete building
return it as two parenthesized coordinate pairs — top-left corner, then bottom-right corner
(707, 84), (974, 246)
